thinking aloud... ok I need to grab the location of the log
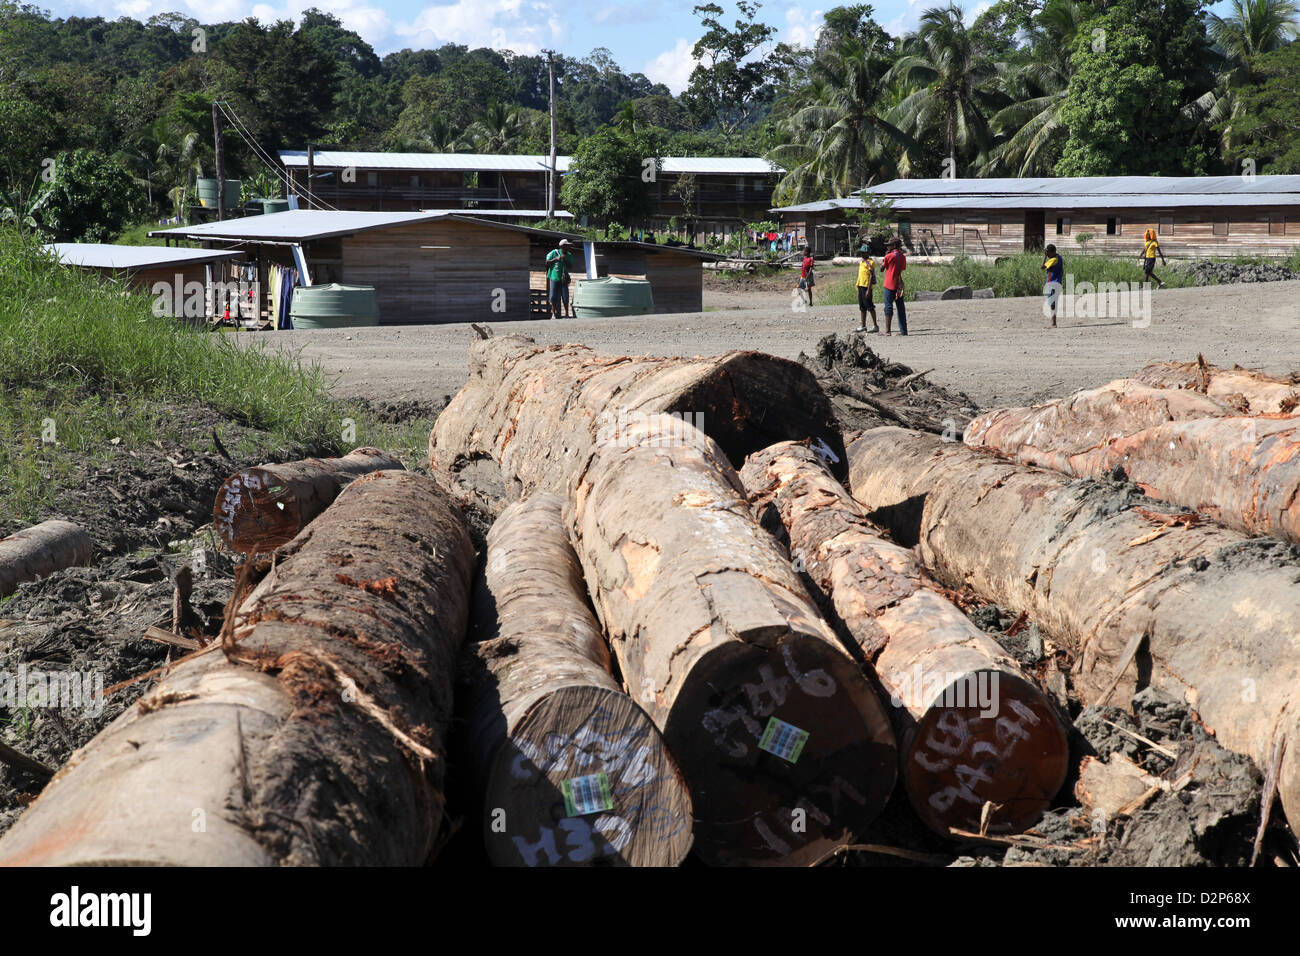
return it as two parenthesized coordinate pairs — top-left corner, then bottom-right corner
(0, 520), (91, 597)
(739, 442), (1068, 836)
(428, 335), (846, 512)
(847, 426), (1300, 835)
(459, 494), (693, 867)
(0, 470), (474, 865)
(565, 415), (897, 866)
(965, 379), (1231, 471)
(976, 412), (1300, 545)
(1133, 357), (1299, 414)
(212, 447), (404, 555)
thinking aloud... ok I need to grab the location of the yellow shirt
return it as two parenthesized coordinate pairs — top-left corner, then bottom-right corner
(857, 258), (876, 288)
(1143, 239), (1160, 258)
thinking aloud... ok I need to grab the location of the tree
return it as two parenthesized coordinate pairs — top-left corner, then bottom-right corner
(768, 33), (914, 203)
(683, 2), (780, 142)
(35, 148), (136, 241)
(560, 126), (661, 233)
(888, 4), (1003, 173)
(1208, 0), (1299, 64)
(1226, 42), (1300, 172)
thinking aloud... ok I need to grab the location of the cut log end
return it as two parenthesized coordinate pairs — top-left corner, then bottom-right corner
(213, 465), (305, 555)
(903, 670), (1069, 836)
(483, 684), (693, 867)
(663, 636), (897, 867)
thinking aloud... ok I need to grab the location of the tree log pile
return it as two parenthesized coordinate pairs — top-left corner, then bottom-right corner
(1133, 356), (1299, 414)
(848, 425), (1300, 834)
(0, 519), (91, 597)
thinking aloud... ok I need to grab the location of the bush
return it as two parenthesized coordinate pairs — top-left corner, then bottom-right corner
(36, 149), (138, 243)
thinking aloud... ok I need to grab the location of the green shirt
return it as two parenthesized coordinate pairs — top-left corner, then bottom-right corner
(546, 249), (572, 281)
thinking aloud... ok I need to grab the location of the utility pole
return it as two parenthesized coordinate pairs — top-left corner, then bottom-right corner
(213, 102), (225, 222)
(306, 143), (315, 209)
(547, 50), (557, 218)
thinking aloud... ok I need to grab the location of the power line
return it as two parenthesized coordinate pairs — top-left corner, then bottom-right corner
(215, 101), (339, 212)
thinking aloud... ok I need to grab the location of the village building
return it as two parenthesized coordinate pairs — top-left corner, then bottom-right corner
(148, 210), (719, 324)
(45, 243), (243, 319)
(773, 175), (1300, 258)
(278, 150), (782, 234)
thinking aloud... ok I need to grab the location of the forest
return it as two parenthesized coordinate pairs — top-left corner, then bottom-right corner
(2, 0), (1299, 240)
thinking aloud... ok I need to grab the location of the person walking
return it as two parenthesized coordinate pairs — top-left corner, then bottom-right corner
(854, 244), (879, 333)
(798, 245), (815, 307)
(882, 237), (908, 335)
(546, 239), (574, 319)
(1140, 228), (1166, 288)
(1043, 243), (1065, 328)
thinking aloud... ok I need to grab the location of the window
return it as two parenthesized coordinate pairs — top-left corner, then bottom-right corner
(1159, 216), (1173, 235)
(942, 218), (955, 235)
(1056, 216), (1071, 235)
(899, 220), (912, 236)
(1213, 218), (1229, 236)
(1270, 216), (1285, 236)
(736, 177), (745, 196)
(366, 171), (377, 186)
(988, 220), (1001, 236)
(1106, 217), (1119, 235)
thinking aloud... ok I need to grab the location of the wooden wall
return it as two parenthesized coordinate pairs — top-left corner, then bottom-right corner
(525, 242), (705, 314)
(82, 263), (214, 318)
(339, 218), (533, 324)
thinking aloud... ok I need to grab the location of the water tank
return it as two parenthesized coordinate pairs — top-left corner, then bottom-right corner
(572, 276), (654, 318)
(289, 284), (380, 329)
(262, 199), (291, 214)
(196, 178), (242, 209)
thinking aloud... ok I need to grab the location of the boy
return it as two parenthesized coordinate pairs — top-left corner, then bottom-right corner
(855, 244), (879, 333)
(882, 237), (907, 335)
(1043, 243), (1064, 328)
(1140, 228), (1166, 288)
(798, 245), (815, 307)
(546, 239), (574, 318)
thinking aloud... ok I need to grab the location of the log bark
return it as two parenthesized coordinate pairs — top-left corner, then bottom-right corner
(565, 415), (897, 866)
(0, 470), (474, 866)
(965, 379), (1231, 470)
(1133, 358), (1299, 414)
(847, 426), (1300, 834)
(739, 442), (1068, 836)
(976, 412), (1300, 545)
(459, 494), (693, 867)
(428, 335), (846, 513)
(212, 447), (404, 555)
(0, 519), (91, 597)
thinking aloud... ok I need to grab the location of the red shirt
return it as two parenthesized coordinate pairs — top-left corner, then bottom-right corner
(883, 250), (906, 290)
(801, 257), (814, 278)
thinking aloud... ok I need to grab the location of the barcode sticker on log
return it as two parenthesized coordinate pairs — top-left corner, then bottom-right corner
(561, 772), (614, 817)
(758, 717), (809, 763)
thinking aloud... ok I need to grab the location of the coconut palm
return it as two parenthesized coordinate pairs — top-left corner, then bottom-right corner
(469, 102), (524, 153)
(767, 34), (915, 203)
(887, 4), (1003, 172)
(413, 115), (468, 153)
(983, 0), (1086, 176)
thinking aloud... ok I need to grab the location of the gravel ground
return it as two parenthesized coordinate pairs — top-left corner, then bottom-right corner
(250, 279), (1300, 410)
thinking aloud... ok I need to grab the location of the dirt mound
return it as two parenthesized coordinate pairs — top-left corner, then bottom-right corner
(352, 397), (446, 425)
(799, 333), (979, 439)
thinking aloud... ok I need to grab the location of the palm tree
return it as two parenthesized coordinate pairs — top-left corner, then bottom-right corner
(887, 4), (1003, 173)
(414, 115), (468, 153)
(767, 34), (915, 204)
(1191, 0), (1299, 157)
(984, 0), (1085, 176)
(469, 103), (524, 153)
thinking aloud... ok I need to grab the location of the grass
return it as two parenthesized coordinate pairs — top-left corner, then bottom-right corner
(0, 226), (435, 525)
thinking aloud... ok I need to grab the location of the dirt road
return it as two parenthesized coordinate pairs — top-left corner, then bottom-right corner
(254, 279), (1300, 409)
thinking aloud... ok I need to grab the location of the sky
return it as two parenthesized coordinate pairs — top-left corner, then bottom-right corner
(40, 0), (1237, 94)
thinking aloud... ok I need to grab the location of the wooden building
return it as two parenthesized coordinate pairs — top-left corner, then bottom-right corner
(278, 150), (782, 232)
(774, 176), (1300, 258)
(150, 211), (718, 325)
(46, 243), (242, 318)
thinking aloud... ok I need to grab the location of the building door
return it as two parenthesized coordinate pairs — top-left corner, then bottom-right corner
(1023, 211), (1045, 251)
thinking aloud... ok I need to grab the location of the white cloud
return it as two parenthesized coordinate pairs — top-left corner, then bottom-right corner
(781, 6), (825, 50)
(644, 37), (697, 94)
(395, 0), (561, 55)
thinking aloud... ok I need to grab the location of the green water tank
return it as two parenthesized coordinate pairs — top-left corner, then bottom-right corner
(196, 178), (242, 209)
(263, 199), (290, 214)
(571, 276), (654, 318)
(289, 284), (380, 329)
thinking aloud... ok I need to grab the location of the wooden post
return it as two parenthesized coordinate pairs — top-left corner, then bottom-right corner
(306, 143), (315, 211)
(547, 52), (557, 218)
(213, 101), (224, 222)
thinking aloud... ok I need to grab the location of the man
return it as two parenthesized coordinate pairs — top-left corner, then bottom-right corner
(855, 244), (879, 333)
(798, 245), (815, 307)
(1042, 243), (1064, 328)
(882, 237), (908, 335)
(546, 239), (574, 318)
(1140, 228), (1166, 288)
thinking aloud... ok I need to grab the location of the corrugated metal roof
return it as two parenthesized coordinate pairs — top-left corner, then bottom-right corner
(420, 208), (574, 218)
(775, 191), (1300, 213)
(770, 199), (865, 213)
(278, 150), (782, 176)
(47, 243), (241, 270)
(866, 176), (1300, 197)
(149, 210), (444, 242)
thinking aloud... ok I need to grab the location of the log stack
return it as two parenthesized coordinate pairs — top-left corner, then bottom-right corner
(848, 426), (1300, 835)
(459, 494), (693, 867)
(740, 441), (1069, 836)
(1133, 357), (1299, 414)
(565, 415), (898, 865)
